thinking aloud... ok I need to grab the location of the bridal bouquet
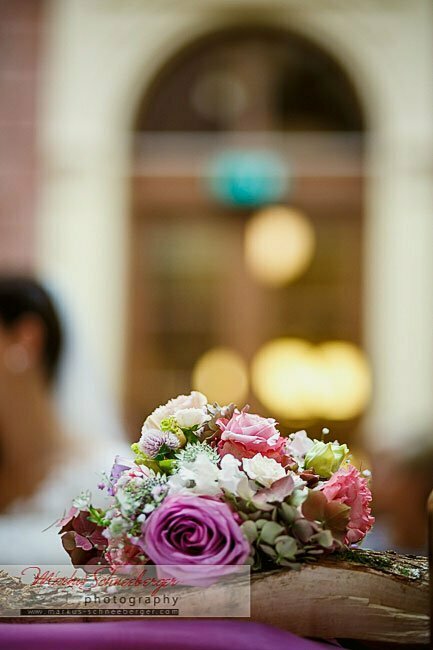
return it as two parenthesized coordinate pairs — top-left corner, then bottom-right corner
(59, 392), (374, 581)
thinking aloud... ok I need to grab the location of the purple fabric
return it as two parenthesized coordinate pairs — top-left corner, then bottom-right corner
(0, 620), (340, 650)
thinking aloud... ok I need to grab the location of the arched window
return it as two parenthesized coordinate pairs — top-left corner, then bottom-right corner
(126, 26), (365, 442)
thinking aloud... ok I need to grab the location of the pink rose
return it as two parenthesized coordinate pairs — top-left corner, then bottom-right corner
(322, 464), (375, 545)
(217, 411), (287, 462)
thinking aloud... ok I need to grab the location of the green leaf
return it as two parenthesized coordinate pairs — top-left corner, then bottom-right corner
(241, 520), (258, 543)
(185, 430), (199, 444)
(259, 543), (277, 559)
(154, 444), (174, 461)
(87, 506), (108, 527)
(277, 559), (301, 570)
(292, 518), (314, 543)
(275, 536), (298, 560)
(260, 521), (285, 545)
(158, 459), (176, 473)
(279, 502), (297, 524)
(311, 530), (334, 549)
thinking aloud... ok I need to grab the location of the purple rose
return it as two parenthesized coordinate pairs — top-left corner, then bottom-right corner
(140, 495), (249, 585)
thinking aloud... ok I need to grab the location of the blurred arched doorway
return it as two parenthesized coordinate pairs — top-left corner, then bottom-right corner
(126, 26), (365, 442)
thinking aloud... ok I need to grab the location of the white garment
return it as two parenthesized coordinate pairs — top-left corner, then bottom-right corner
(0, 440), (131, 565)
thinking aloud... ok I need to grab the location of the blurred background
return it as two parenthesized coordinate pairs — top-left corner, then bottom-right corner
(0, 0), (432, 559)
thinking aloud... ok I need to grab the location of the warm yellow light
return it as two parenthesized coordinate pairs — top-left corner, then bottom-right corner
(251, 338), (371, 421)
(251, 338), (317, 419)
(244, 206), (315, 287)
(192, 347), (249, 405)
(314, 341), (372, 421)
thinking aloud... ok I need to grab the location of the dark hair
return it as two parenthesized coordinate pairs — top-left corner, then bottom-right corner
(0, 276), (63, 383)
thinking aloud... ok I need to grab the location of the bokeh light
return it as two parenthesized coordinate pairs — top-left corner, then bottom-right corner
(251, 338), (371, 420)
(192, 347), (249, 405)
(208, 150), (289, 207)
(251, 338), (317, 419)
(314, 341), (372, 420)
(244, 206), (315, 287)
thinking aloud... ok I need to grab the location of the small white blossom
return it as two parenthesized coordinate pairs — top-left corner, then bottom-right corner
(72, 490), (92, 510)
(176, 407), (209, 429)
(115, 488), (137, 517)
(168, 453), (220, 497)
(109, 516), (130, 536)
(286, 430), (314, 464)
(142, 404), (172, 431)
(218, 454), (255, 500)
(175, 442), (219, 466)
(142, 391), (208, 432)
(243, 454), (286, 488)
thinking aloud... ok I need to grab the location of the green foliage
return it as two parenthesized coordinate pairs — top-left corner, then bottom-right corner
(130, 443), (165, 473)
(184, 429), (200, 444)
(158, 459), (177, 473)
(87, 506), (109, 528)
(260, 522), (285, 545)
(232, 486), (342, 571)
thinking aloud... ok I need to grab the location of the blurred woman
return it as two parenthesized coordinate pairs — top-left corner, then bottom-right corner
(0, 276), (129, 563)
(0, 276), (63, 511)
(366, 436), (433, 555)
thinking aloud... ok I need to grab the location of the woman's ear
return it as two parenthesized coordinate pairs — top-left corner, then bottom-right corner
(5, 315), (45, 373)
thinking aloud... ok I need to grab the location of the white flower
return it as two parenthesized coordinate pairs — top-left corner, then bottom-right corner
(142, 404), (172, 431)
(176, 407), (209, 429)
(167, 391), (208, 412)
(168, 453), (220, 497)
(109, 516), (130, 536)
(115, 488), (137, 516)
(175, 442), (219, 465)
(115, 467), (152, 491)
(286, 430), (314, 463)
(72, 490), (92, 510)
(218, 454), (255, 500)
(142, 391), (208, 432)
(243, 454), (286, 488)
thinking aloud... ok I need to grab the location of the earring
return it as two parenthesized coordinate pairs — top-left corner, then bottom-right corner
(3, 344), (30, 374)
